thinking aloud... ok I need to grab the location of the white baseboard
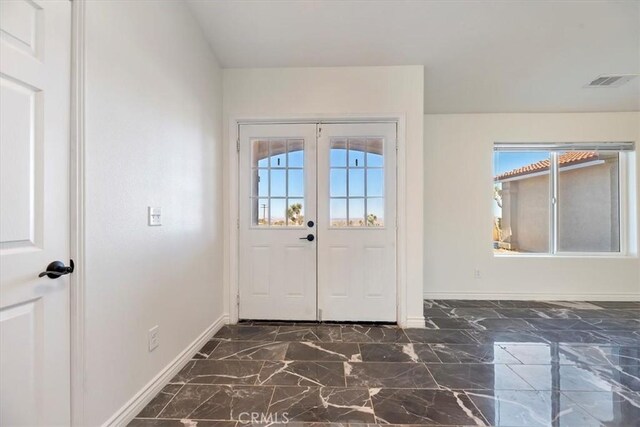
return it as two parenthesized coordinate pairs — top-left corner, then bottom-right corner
(103, 314), (229, 427)
(404, 316), (426, 328)
(423, 292), (640, 301)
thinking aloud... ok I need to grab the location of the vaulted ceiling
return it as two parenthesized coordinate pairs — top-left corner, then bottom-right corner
(187, 0), (640, 113)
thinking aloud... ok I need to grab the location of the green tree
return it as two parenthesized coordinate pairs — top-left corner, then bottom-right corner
(287, 203), (304, 225)
(367, 213), (379, 226)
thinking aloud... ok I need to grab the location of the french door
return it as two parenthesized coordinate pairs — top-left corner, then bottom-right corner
(239, 122), (396, 322)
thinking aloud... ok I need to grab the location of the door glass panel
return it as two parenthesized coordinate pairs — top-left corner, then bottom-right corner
(330, 137), (385, 227)
(367, 169), (383, 197)
(287, 199), (305, 226)
(348, 169), (365, 197)
(330, 198), (347, 227)
(367, 138), (384, 167)
(270, 140), (287, 168)
(253, 139), (269, 168)
(255, 198), (269, 226)
(349, 198), (365, 227)
(270, 169), (286, 197)
(270, 199), (286, 226)
(367, 198), (384, 227)
(330, 139), (347, 167)
(288, 169), (304, 197)
(349, 139), (366, 167)
(253, 169), (268, 198)
(288, 139), (304, 167)
(330, 169), (347, 197)
(250, 138), (306, 227)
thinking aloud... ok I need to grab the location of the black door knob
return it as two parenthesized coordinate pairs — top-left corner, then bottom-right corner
(299, 234), (315, 242)
(39, 259), (74, 279)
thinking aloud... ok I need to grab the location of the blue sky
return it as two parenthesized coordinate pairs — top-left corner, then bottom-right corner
(256, 148), (385, 221)
(493, 151), (549, 176)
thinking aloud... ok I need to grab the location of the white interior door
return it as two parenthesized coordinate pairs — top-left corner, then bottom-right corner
(0, 1), (72, 425)
(317, 123), (397, 321)
(239, 124), (318, 320)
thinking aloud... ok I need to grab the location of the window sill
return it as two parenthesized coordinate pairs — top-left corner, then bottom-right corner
(493, 253), (638, 259)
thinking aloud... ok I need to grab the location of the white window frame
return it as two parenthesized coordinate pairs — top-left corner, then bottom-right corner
(493, 142), (636, 257)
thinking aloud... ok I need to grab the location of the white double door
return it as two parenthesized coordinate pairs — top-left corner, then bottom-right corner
(1, 0), (72, 425)
(239, 122), (396, 322)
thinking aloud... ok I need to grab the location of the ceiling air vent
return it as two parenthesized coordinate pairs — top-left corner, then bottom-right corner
(585, 74), (637, 88)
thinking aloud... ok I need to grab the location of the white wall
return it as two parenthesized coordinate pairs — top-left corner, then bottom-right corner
(424, 112), (640, 300)
(84, 1), (224, 425)
(223, 66), (425, 326)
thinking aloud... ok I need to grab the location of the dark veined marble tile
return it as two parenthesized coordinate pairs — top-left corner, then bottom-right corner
(344, 361), (437, 388)
(128, 420), (237, 427)
(257, 361), (345, 387)
(525, 318), (601, 331)
(558, 344), (640, 366)
(468, 330), (549, 344)
(431, 300), (498, 308)
(340, 325), (409, 343)
(422, 307), (451, 318)
(404, 329), (479, 344)
(585, 318), (640, 331)
(208, 341), (288, 361)
(370, 388), (487, 425)
(502, 343), (640, 366)
(541, 301), (605, 310)
(268, 386), (375, 423)
(492, 308), (549, 319)
(471, 318), (538, 332)
(466, 390), (600, 426)
(214, 325), (279, 342)
(588, 301), (640, 309)
(427, 363), (534, 390)
(429, 344), (521, 364)
(599, 330), (640, 346)
(171, 360), (263, 385)
(561, 309), (640, 320)
(424, 317), (476, 330)
(563, 390), (640, 427)
(158, 384), (273, 420)
(491, 300), (558, 309)
(446, 307), (504, 320)
(508, 364), (640, 393)
(194, 340), (221, 359)
(539, 330), (614, 344)
(136, 383), (183, 418)
(359, 343), (440, 363)
(276, 326), (342, 343)
(285, 342), (361, 362)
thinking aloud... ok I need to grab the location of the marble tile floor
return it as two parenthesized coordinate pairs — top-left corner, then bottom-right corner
(130, 300), (639, 426)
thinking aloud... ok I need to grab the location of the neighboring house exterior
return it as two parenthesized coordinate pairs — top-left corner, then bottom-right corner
(495, 152), (620, 253)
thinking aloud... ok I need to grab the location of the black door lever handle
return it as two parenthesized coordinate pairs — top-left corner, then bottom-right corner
(299, 234), (315, 242)
(39, 259), (74, 279)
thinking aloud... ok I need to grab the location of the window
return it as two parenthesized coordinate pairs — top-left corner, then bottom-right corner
(329, 137), (385, 227)
(493, 142), (634, 255)
(251, 138), (305, 227)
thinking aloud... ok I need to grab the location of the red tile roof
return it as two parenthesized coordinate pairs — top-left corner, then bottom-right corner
(495, 151), (599, 181)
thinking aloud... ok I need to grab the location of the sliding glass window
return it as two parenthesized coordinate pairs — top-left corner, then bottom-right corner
(493, 142), (634, 255)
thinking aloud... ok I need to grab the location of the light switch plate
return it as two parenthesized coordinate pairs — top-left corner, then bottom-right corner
(148, 207), (162, 226)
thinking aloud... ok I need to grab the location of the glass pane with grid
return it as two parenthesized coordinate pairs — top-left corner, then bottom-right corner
(251, 138), (305, 227)
(330, 137), (385, 227)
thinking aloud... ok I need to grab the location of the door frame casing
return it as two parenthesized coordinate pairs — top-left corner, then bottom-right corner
(70, 0), (86, 425)
(227, 114), (408, 326)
